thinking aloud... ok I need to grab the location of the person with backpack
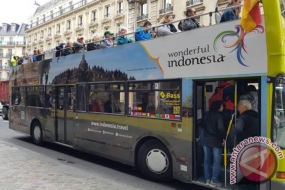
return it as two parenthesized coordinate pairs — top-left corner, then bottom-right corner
(201, 100), (226, 187)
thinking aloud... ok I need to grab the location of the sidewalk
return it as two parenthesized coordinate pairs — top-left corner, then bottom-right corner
(0, 140), (140, 190)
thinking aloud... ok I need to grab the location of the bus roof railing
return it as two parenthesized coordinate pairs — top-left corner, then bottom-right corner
(28, 4), (245, 63)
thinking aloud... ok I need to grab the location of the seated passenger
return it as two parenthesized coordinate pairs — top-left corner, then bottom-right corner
(234, 100), (258, 145)
(87, 36), (101, 51)
(93, 98), (104, 112)
(182, 8), (201, 31)
(117, 27), (133, 45)
(22, 53), (33, 64)
(32, 50), (38, 62)
(36, 49), (43, 61)
(135, 21), (153, 41)
(220, 0), (241, 23)
(157, 14), (180, 37)
(104, 95), (113, 113)
(73, 37), (85, 53)
(55, 43), (65, 57)
(101, 31), (114, 49)
(62, 42), (74, 56)
(202, 100), (226, 187)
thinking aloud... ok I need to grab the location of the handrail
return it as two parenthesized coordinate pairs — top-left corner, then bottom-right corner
(23, 4), (246, 64)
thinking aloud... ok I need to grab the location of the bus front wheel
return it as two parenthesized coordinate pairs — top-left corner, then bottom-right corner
(32, 121), (43, 146)
(138, 139), (172, 181)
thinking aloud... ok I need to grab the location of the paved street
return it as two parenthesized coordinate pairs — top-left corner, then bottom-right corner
(0, 118), (209, 190)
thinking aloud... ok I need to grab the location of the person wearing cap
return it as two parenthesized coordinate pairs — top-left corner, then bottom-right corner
(181, 8), (201, 31)
(135, 21), (153, 42)
(117, 27), (133, 45)
(73, 36), (85, 53)
(101, 31), (114, 49)
(87, 36), (101, 51)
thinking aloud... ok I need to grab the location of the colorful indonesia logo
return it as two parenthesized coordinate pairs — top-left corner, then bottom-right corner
(230, 136), (284, 184)
(213, 25), (264, 67)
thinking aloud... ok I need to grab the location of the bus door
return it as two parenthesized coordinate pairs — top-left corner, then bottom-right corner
(55, 86), (75, 145)
(193, 81), (206, 180)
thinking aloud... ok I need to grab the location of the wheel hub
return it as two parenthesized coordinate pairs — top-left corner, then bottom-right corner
(33, 126), (41, 141)
(146, 149), (169, 174)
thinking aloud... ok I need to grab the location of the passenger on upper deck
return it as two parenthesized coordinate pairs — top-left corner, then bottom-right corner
(73, 37), (85, 53)
(87, 36), (101, 51)
(101, 31), (114, 49)
(55, 43), (65, 57)
(135, 21), (153, 42)
(220, 0), (241, 23)
(117, 27), (133, 45)
(22, 53), (33, 64)
(157, 14), (180, 37)
(36, 49), (43, 61)
(62, 42), (74, 56)
(182, 8), (201, 31)
(32, 50), (38, 62)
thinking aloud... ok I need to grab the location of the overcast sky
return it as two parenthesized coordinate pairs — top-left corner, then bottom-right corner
(0, 0), (49, 24)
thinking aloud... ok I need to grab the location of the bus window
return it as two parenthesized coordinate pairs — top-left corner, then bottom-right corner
(88, 82), (125, 114)
(76, 84), (86, 111)
(128, 80), (181, 120)
(12, 87), (21, 106)
(26, 86), (44, 107)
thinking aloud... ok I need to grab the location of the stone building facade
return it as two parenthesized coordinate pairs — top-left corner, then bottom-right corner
(0, 23), (27, 80)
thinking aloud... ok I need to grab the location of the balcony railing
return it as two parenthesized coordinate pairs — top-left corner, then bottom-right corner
(0, 41), (26, 46)
(78, 23), (83, 27)
(0, 66), (10, 70)
(137, 14), (148, 21)
(117, 9), (123, 14)
(28, 0), (89, 30)
(159, 6), (173, 14)
(91, 18), (97, 22)
(104, 14), (110, 18)
(6, 53), (12, 57)
(0, 54), (5, 58)
(186, 0), (203, 6)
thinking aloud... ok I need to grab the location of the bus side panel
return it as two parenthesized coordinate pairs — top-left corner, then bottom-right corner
(9, 106), (30, 134)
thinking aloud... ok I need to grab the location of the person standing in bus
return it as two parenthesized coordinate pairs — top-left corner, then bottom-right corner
(239, 85), (258, 112)
(202, 100), (226, 187)
(234, 100), (259, 145)
(135, 21), (153, 42)
(220, 0), (241, 23)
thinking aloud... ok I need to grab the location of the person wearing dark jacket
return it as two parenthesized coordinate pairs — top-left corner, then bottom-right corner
(182, 8), (201, 31)
(202, 100), (226, 187)
(87, 36), (101, 51)
(62, 42), (74, 56)
(55, 43), (65, 57)
(220, 0), (241, 23)
(235, 100), (259, 144)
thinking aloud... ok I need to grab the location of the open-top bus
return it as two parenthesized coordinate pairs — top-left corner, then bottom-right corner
(9, 0), (285, 189)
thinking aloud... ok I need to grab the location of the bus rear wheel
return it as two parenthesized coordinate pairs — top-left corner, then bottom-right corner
(138, 139), (172, 181)
(32, 121), (43, 146)
(2, 107), (8, 120)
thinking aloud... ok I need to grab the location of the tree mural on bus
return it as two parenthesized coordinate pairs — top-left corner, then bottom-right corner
(52, 54), (136, 84)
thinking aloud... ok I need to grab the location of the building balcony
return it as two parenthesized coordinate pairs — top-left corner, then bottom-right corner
(89, 19), (98, 27)
(0, 41), (26, 46)
(0, 54), (5, 58)
(159, 6), (173, 14)
(104, 14), (110, 18)
(137, 14), (148, 21)
(0, 66), (10, 70)
(6, 53), (12, 58)
(117, 9), (123, 14)
(186, 0), (203, 6)
(45, 35), (52, 41)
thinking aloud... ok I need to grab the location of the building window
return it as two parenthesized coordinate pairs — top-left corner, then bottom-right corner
(56, 24), (60, 33)
(117, 24), (122, 34)
(34, 34), (37, 41)
(41, 31), (44, 38)
(48, 27), (51, 36)
(78, 16), (83, 26)
(118, 1), (123, 13)
(9, 37), (13, 42)
(0, 72), (2, 79)
(8, 49), (12, 56)
(50, 11), (53, 18)
(0, 37), (3, 42)
(3, 24), (7, 32)
(67, 20), (71, 30)
(164, 0), (172, 8)
(11, 25), (16, 32)
(137, 2), (148, 21)
(0, 60), (2, 67)
(105, 6), (110, 17)
(91, 10), (96, 21)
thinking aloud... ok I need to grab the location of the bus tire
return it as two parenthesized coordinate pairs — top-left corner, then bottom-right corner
(2, 107), (8, 120)
(138, 139), (172, 181)
(32, 121), (43, 146)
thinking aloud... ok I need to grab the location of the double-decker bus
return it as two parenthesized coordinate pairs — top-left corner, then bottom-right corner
(9, 0), (285, 189)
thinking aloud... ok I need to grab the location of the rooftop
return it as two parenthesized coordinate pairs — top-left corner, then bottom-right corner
(0, 23), (27, 36)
